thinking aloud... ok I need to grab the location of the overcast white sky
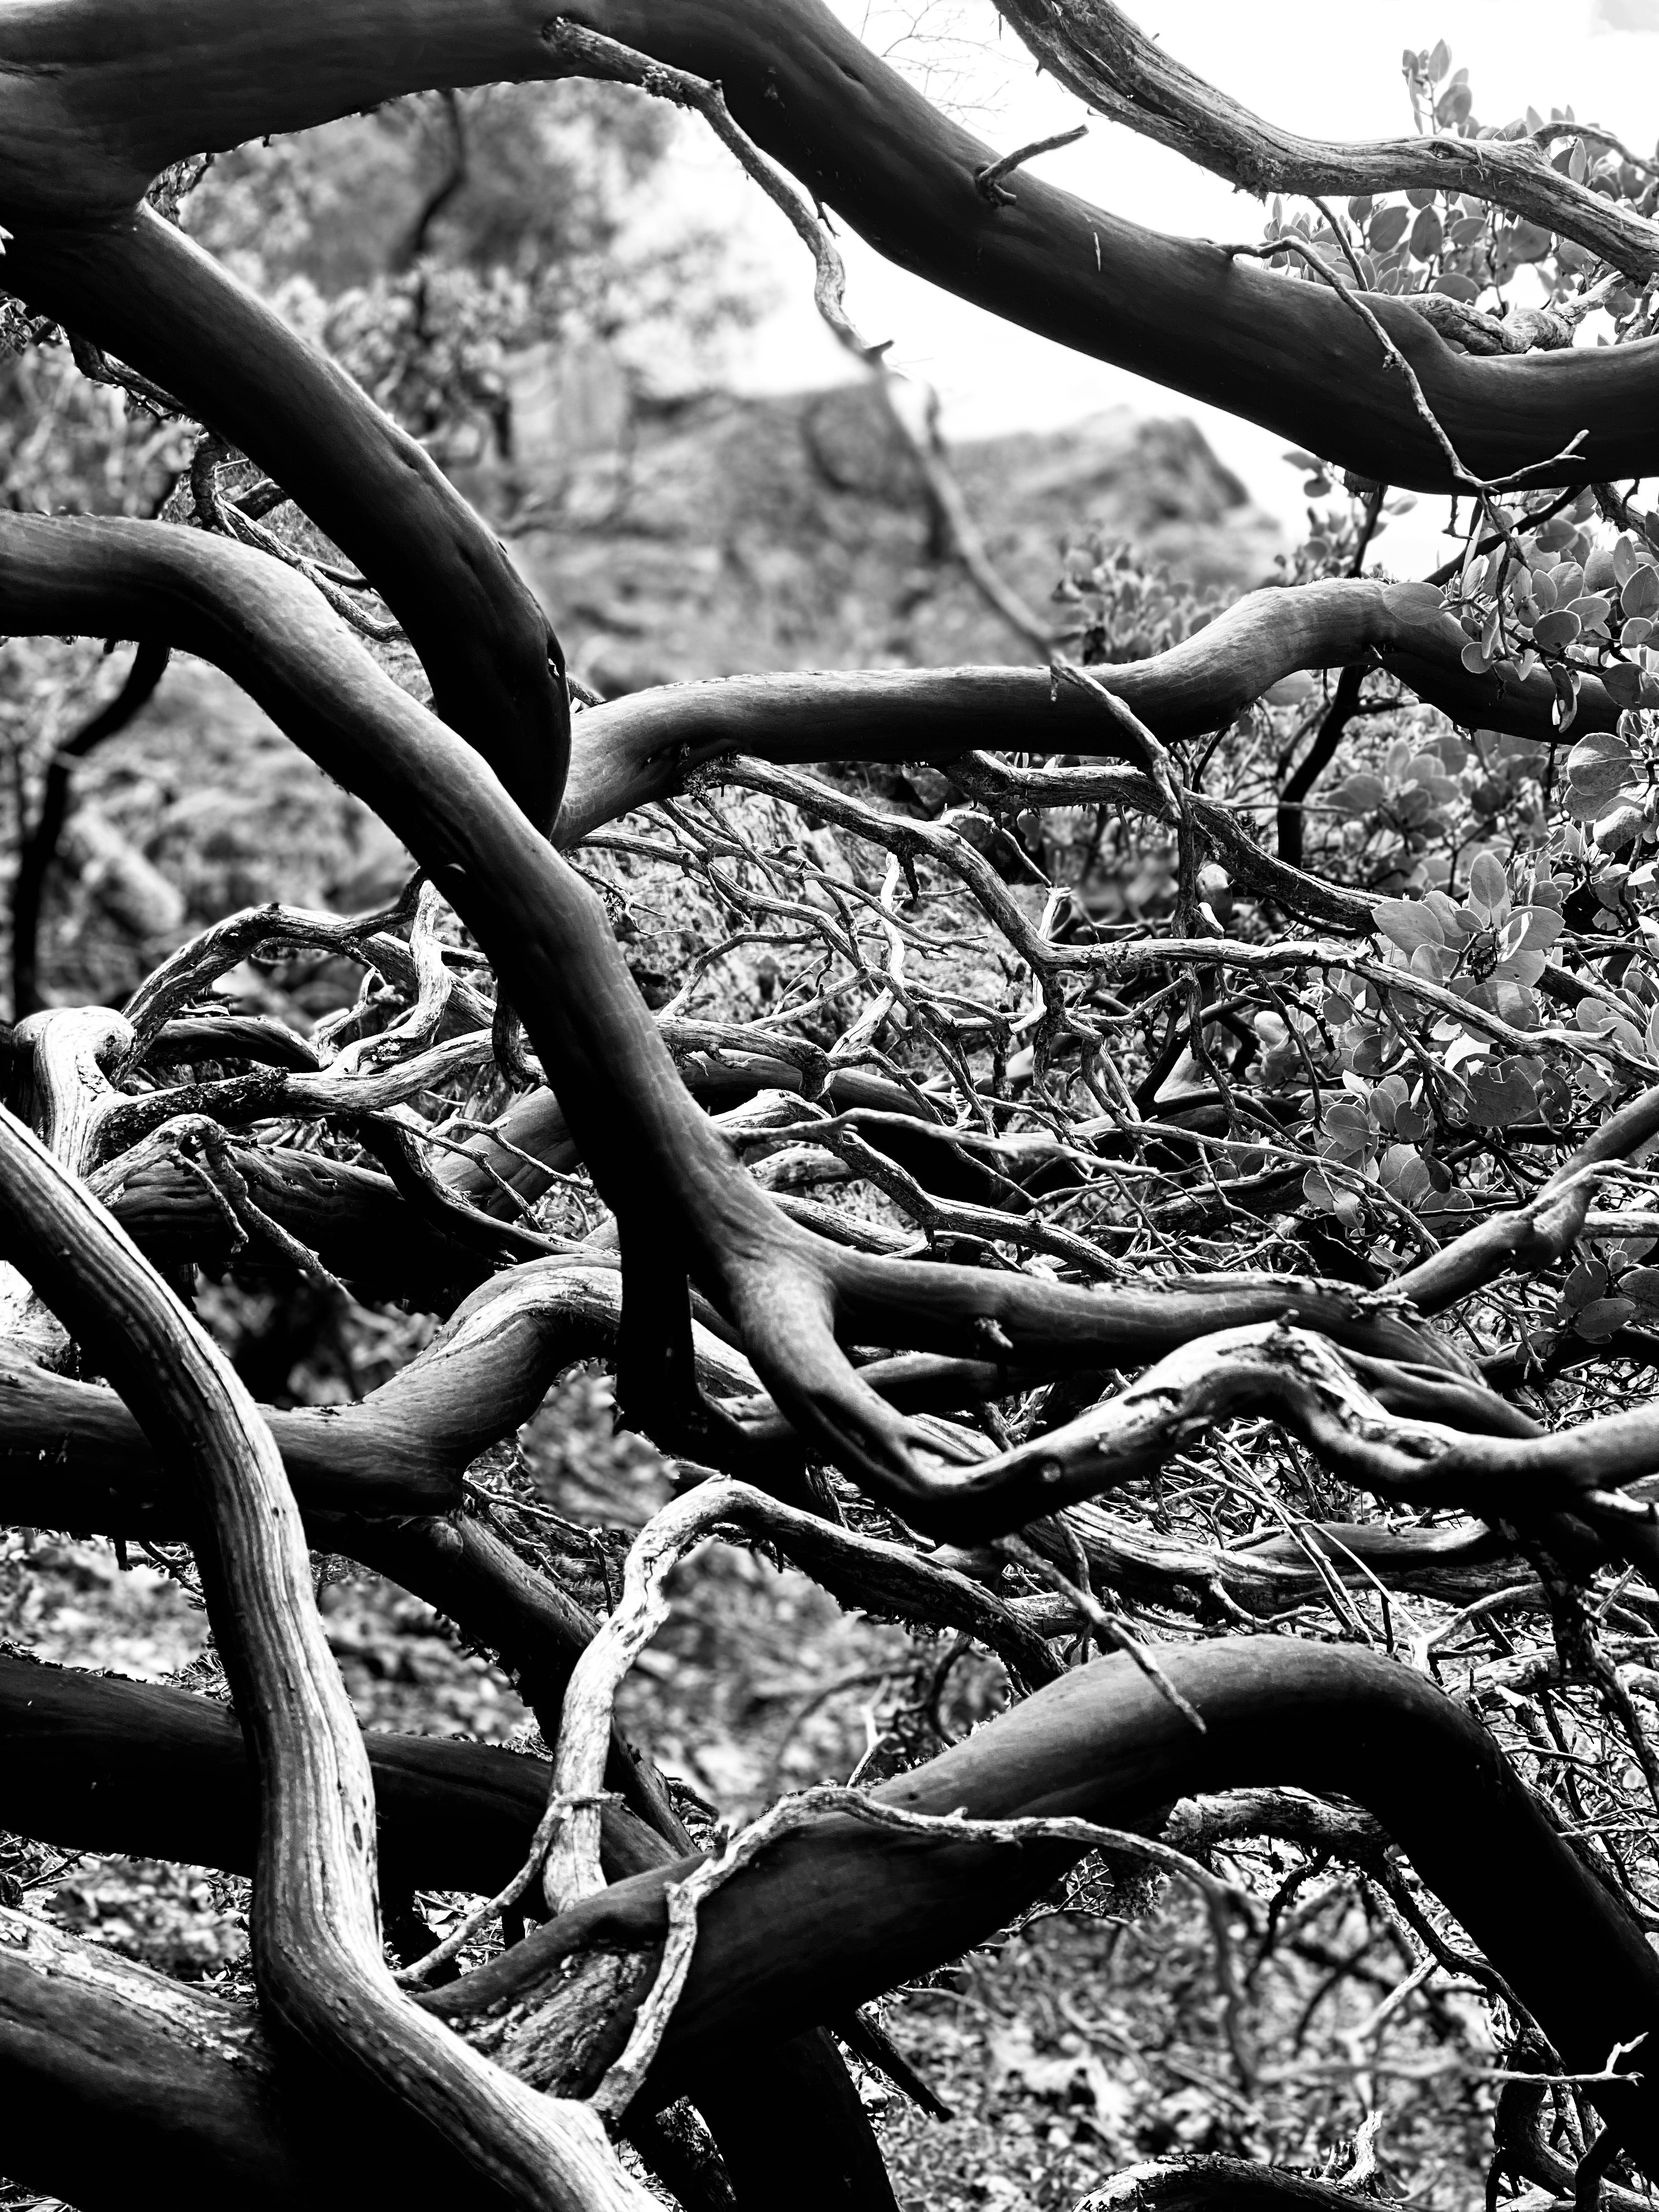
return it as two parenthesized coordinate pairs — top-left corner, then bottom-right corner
(656, 0), (1659, 577)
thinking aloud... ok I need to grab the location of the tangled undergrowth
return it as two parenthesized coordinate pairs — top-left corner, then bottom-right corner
(7, 21), (1659, 2212)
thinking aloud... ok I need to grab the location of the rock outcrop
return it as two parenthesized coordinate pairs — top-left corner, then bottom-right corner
(503, 370), (1281, 697)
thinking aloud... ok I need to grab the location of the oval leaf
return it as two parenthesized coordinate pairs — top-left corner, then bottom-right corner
(1374, 897), (1446, 953)
(1533, 609), (1583, 651)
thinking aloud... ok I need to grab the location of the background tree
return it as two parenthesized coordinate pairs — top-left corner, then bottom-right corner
(3, 7), (1659, 2211)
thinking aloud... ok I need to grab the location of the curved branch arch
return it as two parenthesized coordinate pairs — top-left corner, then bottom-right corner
(5, 0), (1658, 489)
(555, 579), (1620, 848)
(424, 1639), (1659, 2174)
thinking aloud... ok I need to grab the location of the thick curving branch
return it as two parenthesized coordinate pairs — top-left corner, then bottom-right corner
(1073, 2156), (1406, 2212)
(0, 1805), (893, 2212)
(95, 1130), (503, 1311)
(425, 1640), (1659, 2178)
(0, 1891), (885, 2212)
(0, 1104), (648, 2210)
(1, 211), (566, 826)
(0, 1653), (674, 1897)
(991, 0), (1659, 280)
(908, 1320), (1659, 1552)
(555, 579), (1619, 847)
(0, 1330), (1054, 1694)
(5, 0), (1659, 488)
(0, 1259), (657, 1523)
(0, 1904), (520, 2212)
(1394, 1076), (1659, 1313)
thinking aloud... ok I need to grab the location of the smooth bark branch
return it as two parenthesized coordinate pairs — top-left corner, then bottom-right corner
(0, 1654), (676, 1898)
(121, 897), (492, 1056)
(3, 1), (1658, 487)
(0, 1256), (737, 1525)
(554, 579), (1622, 849)
(1, 212), (567, 826)
(540, 1477), (1057, 1912)
(0, 1104), (650, 2212)
(0, 1797), (889, 2212)
(0, 1247), (1507, 1536)
(990, 0), (1659, 280)
(0, 1905), (519, 2212)
(922, 1320), (1659, 1553)
(1394, 1078), (1659, 1313)
(428, 1641), (1659, 2179)
(0, 1333), (1564, 1620)
(97, 1131), (501, 1311)
(1073, 2155), (1409, 2212)
(547, 0), (1659, 490)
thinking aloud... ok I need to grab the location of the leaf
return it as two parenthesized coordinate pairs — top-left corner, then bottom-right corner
(1612, 534), (1655, 588)
(1467, 850), (1509, 917)
(1533, 609), (1583, 651)
(1594, 798), (1648, 854)
(1624, 566), (1659, 618)
(1331, 772), (1386, 816)
(1265, 672), (1316, 704)
(1379, 1143), (1432, 1206)
(1419, 1187), (1473, 1218)
(1427, 37), (1452, 81)
(1513, 905), (1564, 953)
(1374, 897), (1445, 953)
(1409, 205), (1444, 260)
(1382, 579), (1446, 626)
(1321, 1101), (1373, 1148)
(1466, 1058), (1537, 1126)
(1576, 1296), (1637, 1342)
(1622, 1266), (1659, 1311)
(1369, 205), (1412, 254)
(1435, 83), (1473, 129)
(1302, 1166), (1358, 1223)
(1565, 747), (1637, 819)
(1601, 662), (1647, 708)
(1567, 730), (1634, 776)
(1504, 219), (1554, 264)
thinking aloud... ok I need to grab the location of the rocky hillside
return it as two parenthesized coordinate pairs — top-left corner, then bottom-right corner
(501, 368), (1282, 696)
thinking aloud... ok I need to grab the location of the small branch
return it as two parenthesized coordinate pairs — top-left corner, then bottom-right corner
(991, 0), (1659, 278)
(974, 122), (1088, 205)
(591, 1780), (1255, 2120)
(11, 639), (170, 1020)
(543, 17), (1054, 654)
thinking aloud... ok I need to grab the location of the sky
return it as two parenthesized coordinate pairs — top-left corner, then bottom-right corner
(653, 0), (1659, 578)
